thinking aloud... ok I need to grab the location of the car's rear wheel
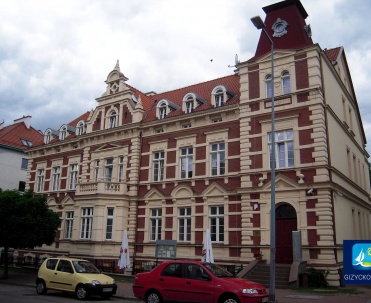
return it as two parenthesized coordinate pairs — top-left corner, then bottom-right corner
(220, 294), (240, 303)
(146, 290), (162, 303)
(76, 285), (88, 300)
(36, 280), (47, 295)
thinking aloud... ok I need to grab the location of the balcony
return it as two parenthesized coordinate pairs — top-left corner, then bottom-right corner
(76, 180), (127, 196)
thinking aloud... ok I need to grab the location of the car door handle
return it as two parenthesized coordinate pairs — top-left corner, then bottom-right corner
(186, 281), (191, 285)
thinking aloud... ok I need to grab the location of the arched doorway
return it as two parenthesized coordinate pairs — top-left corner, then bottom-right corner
(276, 204), (297, 264)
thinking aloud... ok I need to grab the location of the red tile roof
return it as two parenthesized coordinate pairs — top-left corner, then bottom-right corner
(67, 111), (91, 127)
(0, 122), (43, 150)
(143, 74), (240, 122)
(324, 47), (342, 62)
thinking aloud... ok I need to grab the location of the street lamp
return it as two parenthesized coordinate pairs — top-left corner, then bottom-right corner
(251, 15), (276, 303)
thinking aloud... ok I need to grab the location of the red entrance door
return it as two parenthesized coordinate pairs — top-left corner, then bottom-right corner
(275, 204), (297, 264)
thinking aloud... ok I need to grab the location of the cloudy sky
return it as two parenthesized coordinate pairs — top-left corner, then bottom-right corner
(1, 0), (371, 153)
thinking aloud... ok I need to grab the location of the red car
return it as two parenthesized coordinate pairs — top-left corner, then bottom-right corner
(133, 260), (268, 303)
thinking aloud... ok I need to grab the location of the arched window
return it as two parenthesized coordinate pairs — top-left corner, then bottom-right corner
(44, 130), (51, 144)
(185, 95), (194, 113)
(59, 126), (67, 140)
(265, 74), (273, 98)
(212, 86), (227, 107)
(281, 71), (290, 94)
(158, 101), (167, 119)
(76, 121), (85, 135)
(109, 111), (117, 128)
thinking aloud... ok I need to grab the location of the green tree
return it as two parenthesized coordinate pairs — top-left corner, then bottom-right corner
(0, 189), (60, 279)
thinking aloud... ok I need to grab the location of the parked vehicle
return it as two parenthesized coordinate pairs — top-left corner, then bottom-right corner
(133, 260), (268, 303)
(36, 257), (117, 300)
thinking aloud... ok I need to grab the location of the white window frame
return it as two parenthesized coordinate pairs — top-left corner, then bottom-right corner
(59, 126), (67, 140)
(69, 164), (78, 190)
(209, 206), (224, 242)
(65, 211), (74, 239)
(80, 207), (93, 239)
(178, 207), (191, 242)
(105, 158), (114, 181)
(268, 129), (294, 169)
(52, 166), (60, 191)
(118, 156), (124, 182)
(76, 121), (85, 135)
(94, 160), (100, 182)
(150, 208), (162, 241)
(158, 101), (167, 119)
(210, 142), (225, 176)
(266, 74), (273, 98)
(44, 130), (51, 144)
(153, 151), (165, 182)
(180, 147), (193, 179)
(281, 71), (290, 94)
(105, 208), (114, 240)
(109, 111), (117, 128)
(21, 158), (28, 170)
(37, 169), (44, 192)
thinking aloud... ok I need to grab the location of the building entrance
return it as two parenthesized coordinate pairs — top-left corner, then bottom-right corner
(276, 204), (297, 264)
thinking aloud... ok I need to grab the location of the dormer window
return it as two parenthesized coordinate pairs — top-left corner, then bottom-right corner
(281, 71), (290, 94)
(156, 99), (180, 120)
(109, 111), (117, 128)
(76, 121), (85, 135)
(158, 101), (167, 119)
(185, 95), (194, 113)
(266, 74), (273, 98)
(212, 85), (230, 107)
(59, 126), (67, 140)
(44, 128), (58, 144)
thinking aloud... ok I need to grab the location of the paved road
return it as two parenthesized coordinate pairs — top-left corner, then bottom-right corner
(0, 283), (139, 303)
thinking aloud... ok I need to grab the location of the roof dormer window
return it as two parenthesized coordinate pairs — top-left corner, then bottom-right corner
(59, 125), (67, 140)
(158, 101), (167, 119)
(212, 85), (229, 107)
(44, 130), (51, 144)
(185, 95), (194, 113)
(156, 99), (180, 120)
(76, 121), (85, 135)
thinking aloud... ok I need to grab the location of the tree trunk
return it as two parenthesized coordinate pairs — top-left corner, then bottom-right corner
(2, 246), (9, 279)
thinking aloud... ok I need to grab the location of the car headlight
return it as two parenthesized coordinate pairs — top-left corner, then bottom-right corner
(91, 280), (101, 286)
(242, 288), (258, 294)
(112, 279), (115, 284)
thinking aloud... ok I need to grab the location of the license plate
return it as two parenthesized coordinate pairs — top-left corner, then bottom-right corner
(103, 288), (113, 292)
(262, 297), (269, 303)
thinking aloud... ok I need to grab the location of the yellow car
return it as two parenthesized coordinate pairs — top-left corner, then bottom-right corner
(36, 257), (117, 300)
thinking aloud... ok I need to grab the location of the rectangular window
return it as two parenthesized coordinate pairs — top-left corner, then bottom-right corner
(105, 158), (113, 181)
(210, 142), (225, 176)
(210, 206), (224, 242)
(52, 166), (60, 191)
(18, 181), (26, 192)
(69, 164), (78, 190)
(106, 208), (114, 240)
(268, 130), (294, 169)
(153, 151), (165, 182)
(37, 169), (44, 192)
(118, 156), (124, 182)
(185, 101), (193, 113)
(65, 211), (74, 239)
(81, 207), (93, 239)
(94, 160), (100, 182)
(21, 158), (28, 170)
(178, 207), (191, 242)
(150, 208), (162, 241)
(180, 147), (193, 179)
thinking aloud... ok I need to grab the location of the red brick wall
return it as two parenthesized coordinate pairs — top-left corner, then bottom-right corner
(295, 54), (309, 89)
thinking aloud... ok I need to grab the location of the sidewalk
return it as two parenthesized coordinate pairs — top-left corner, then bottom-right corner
(1, 269), (371, 303)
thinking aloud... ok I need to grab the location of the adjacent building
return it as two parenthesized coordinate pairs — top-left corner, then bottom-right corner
(24, 0), (371, 286)
(0, 116), (43, 191)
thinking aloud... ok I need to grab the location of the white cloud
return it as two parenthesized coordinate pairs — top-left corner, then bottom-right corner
(0, 0), (371, 154)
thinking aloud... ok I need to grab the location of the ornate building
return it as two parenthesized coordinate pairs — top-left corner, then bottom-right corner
(24, 0), (371, 286)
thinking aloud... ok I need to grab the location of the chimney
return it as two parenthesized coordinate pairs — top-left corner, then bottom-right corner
(14, 115), (32, 129)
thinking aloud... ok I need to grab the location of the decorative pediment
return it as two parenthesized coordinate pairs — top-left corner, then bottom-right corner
(94, 143), (123, 152)
(261, 173), (299, 191)
(143, 188), (165, 201)
(202, 182), (228, 197)
(61, 195), (75, 206)
(47, 196), (58, 208)
(171, 185), (194, 198)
